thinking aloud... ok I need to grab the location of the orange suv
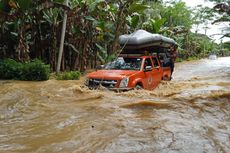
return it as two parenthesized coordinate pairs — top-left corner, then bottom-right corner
(85, 55), (171, 90)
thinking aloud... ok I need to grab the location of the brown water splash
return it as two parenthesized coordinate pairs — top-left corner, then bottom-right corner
(0, 57), (230, 153)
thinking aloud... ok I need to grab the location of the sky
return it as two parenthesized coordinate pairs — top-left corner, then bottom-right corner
(182, 0), (230, 43)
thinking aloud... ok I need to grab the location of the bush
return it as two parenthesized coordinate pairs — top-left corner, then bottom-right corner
(175, 58), (183, 62)
(187, 56), (199, 61)
(20, 59), (50, 81)
(0, 59), (22, 79)
(57, 71), (81, 80)
(0, 59), (50, 81)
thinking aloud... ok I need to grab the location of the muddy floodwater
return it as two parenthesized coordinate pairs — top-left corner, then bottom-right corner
(0, 57), (230, 153)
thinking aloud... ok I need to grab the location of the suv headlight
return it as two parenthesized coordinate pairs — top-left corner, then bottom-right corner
(119, 77), (129, 88)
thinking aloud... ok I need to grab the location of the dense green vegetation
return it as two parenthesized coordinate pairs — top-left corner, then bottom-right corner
(0, 59), (50, 80)
(0, 0), (229, 75)
(57, 71), (80, 80)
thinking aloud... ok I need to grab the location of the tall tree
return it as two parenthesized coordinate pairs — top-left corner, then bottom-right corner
(207, 0), (230, 37)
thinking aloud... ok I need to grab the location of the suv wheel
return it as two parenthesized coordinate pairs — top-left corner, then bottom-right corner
(135, 84), (143, 90)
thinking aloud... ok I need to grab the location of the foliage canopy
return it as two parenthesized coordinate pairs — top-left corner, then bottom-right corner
(0, 0), (228, 74)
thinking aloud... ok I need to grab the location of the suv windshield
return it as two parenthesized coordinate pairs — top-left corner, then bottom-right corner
(105, 57), (142, 70)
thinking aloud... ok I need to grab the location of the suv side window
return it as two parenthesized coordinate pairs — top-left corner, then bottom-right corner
(144, 58), (153, 67)
(152, 57), (159, 67)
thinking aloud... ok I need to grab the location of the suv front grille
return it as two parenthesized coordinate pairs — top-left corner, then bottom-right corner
(89, 79), (117, 88)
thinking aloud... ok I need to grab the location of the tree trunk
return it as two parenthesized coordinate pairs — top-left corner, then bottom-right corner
(51, 26), (57, 71)
(57, 0), (69, 73)
(111, 3), (126, 54)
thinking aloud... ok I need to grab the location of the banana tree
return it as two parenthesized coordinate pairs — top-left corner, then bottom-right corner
(142, 18), (166, 33)
(0, 0), (32, 61)
(43, 7), (63, 71)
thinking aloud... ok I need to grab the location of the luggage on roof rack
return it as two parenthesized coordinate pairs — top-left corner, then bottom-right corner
(119, 29), (177, 54)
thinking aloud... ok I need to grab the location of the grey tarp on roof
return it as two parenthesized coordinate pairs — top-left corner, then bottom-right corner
(119, 30), (177, 54)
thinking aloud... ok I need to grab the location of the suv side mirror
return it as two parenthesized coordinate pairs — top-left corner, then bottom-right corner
(144, 66), (152, 72)
(154, 66), (160, 69)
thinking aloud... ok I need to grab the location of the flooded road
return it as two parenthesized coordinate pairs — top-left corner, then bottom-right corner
(0, 57), (229, 153)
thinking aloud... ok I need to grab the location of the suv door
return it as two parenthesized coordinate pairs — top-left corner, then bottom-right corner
(143, 58), (154, 89)
(152, 57), (163, 88)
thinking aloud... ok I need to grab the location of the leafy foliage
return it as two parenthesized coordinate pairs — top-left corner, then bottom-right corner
(21, 59), (50, 81)
(160, 1), (194, 29)
(57, 71), (81, 80)
(206, 0), (230, 38)
(142, 18), (166, 33)
(0, 59), (50, 80)
(0, 0), (228, 78)
(0, 59), (22, 79)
